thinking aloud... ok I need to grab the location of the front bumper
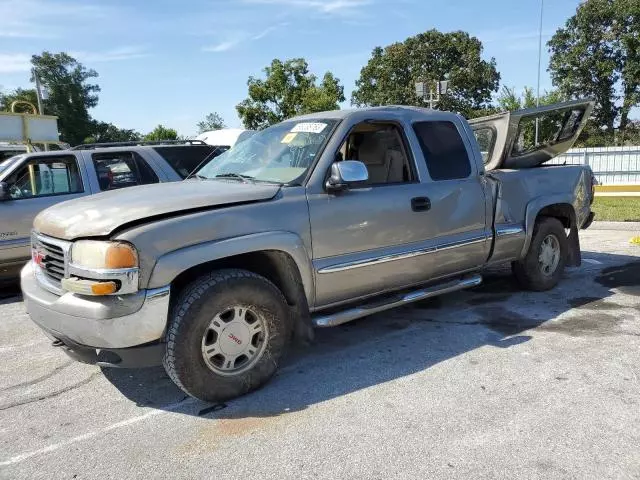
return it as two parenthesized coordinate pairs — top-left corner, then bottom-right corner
(21, 262), (170, 351)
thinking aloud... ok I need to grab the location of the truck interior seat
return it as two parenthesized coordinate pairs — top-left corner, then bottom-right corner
(357, 135), (405, 184)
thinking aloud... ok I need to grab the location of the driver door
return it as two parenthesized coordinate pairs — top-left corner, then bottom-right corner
(306, 120), (433, 308)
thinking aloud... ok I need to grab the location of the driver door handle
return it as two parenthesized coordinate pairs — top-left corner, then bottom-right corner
(411, 196), (431, 212)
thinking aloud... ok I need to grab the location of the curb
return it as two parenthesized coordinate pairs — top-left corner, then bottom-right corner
(589, 221), (640, 232)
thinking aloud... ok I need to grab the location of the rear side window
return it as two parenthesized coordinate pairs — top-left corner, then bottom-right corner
(153, 145), (220, 178)
(413, 121), (472, 180)
(92, 152), (159, 191)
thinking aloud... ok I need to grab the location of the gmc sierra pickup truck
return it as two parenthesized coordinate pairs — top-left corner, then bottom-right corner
(22, 100), (595, 402)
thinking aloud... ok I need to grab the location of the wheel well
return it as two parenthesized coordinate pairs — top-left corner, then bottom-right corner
(536, 202), (581, 267)
(537, 203), (575, 228)
(170, 250), (306, 308)
(169, 250), (314, 344)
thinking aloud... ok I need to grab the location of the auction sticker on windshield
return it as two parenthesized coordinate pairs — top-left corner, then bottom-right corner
(291, 122), (327, 133)
(281, 132), (298, 144)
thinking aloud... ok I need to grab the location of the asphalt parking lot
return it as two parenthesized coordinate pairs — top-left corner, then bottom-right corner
(1, 228), (639, 480)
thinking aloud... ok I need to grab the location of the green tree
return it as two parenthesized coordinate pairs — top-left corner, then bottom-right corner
(197, 112), (227, 133)
(144, 124), (179, 141)
(0, 87), (39, 113)
(548, 0), (640, 133)
(30, 51), (100, 145)
(351, 30), (500, 118)
(496, 86), (566, 111)
(84, 121), (141, 144)
(236, 58), (345, 130)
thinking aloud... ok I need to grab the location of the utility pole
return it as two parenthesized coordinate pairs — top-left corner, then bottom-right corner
(32, 68), (49, 151)
(535, 0), (544, 145)
(32, 68), (44, 115)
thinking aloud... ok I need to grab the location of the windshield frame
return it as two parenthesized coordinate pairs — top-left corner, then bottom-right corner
(194, 118), (341, 187)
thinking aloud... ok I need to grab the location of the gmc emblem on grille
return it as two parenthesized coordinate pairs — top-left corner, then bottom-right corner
(32, 249), (45, 268)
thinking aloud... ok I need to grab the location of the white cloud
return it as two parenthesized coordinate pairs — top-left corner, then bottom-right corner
(71, 46), (150, 63)
(203, 22), (289, 53)
(243, 0), (372, 15)
(0, 54), (32, 73)
(252, 22), (289, 40)
(0, 0), (118, 38)
(203, 40), (242, 53)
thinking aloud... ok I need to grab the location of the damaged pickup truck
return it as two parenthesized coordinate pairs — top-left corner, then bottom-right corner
(22, 100), (595, 402)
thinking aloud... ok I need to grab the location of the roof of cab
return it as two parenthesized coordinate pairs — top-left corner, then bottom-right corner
(290, 105), (460, 122)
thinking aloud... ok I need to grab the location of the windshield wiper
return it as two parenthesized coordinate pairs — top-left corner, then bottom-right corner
(214, 173), (255, 183)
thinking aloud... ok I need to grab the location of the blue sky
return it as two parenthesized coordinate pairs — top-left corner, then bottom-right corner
(0, 0), (583, 136)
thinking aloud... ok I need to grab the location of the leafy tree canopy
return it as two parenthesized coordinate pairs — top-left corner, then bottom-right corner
(351, 30), (500, 118)
(236, 58), (345, 130)
(84, 121), (141, 144)
(548, 0), (640, 132)
(144, 124), (179, 141)
(30, 51), (100, 145)
(197, 112), (227, 133)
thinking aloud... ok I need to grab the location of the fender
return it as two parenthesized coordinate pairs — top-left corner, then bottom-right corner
(147, 231), (315, 306)
(520, 194), (577, 259)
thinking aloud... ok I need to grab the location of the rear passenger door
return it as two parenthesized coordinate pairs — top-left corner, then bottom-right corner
(410, 120), (490, 278)
(83, 150), (166, 193)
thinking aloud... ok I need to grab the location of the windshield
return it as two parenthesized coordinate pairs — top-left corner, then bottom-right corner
(196, 119), (338, 184)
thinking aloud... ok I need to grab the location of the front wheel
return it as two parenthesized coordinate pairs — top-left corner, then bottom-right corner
(163, 269), (291, 402)
(512, 217), (568, 291)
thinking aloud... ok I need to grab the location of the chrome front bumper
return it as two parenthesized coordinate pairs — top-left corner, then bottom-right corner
(21, 262), (170, 349)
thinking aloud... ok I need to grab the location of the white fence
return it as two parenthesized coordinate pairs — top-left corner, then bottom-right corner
(550, 146), (640, 185)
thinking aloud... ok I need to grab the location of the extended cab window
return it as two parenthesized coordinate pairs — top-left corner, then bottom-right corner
(5, 155), (83, 200)
(153, 145), (220, 179)
(413, 121), (471, 180)
(92, 152), (159, 191)
(339, 123), (414, 185)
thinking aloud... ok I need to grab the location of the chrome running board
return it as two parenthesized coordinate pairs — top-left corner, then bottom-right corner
(312, 274), (482, 328)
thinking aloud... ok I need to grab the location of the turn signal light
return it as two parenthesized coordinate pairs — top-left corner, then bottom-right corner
(61, 277), (117, 296)
(91, 281), (117, 295)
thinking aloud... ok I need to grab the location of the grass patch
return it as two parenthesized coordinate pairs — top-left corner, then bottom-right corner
(592, 197), (640, 222)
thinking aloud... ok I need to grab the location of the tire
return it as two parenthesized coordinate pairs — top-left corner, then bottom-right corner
(512, 217), (568, 292)
(163, 269), (291, 402)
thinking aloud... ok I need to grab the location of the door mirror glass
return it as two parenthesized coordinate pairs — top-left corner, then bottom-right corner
(326, 160), (368, 191)
(0, 182), (10, 201)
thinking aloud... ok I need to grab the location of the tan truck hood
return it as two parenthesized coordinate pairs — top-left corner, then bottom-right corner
(34, 180), (281, 240)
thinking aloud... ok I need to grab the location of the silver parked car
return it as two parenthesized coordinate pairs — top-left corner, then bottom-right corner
(22, 101), (595, 402)
(0, 140), (224, 280)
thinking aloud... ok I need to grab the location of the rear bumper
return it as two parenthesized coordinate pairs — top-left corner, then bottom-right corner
(21, 262), (171, 351)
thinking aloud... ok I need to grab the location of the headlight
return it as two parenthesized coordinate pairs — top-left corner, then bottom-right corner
(71, 241), (138, 270)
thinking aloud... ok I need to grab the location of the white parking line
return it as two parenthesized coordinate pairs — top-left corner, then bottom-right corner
(0, 397), (196, 467)
(0, 341), (43, 352)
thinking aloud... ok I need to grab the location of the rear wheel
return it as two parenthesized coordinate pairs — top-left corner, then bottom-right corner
(512, 217), (568, 291)
(163, 269), (291, 402)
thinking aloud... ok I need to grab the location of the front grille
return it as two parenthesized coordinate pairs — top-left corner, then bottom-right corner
(32, 234), (70, 290)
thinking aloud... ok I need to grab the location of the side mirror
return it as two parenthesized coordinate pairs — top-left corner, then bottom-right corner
(325, 161), (368, 192)
(0, 182), (10, 201)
